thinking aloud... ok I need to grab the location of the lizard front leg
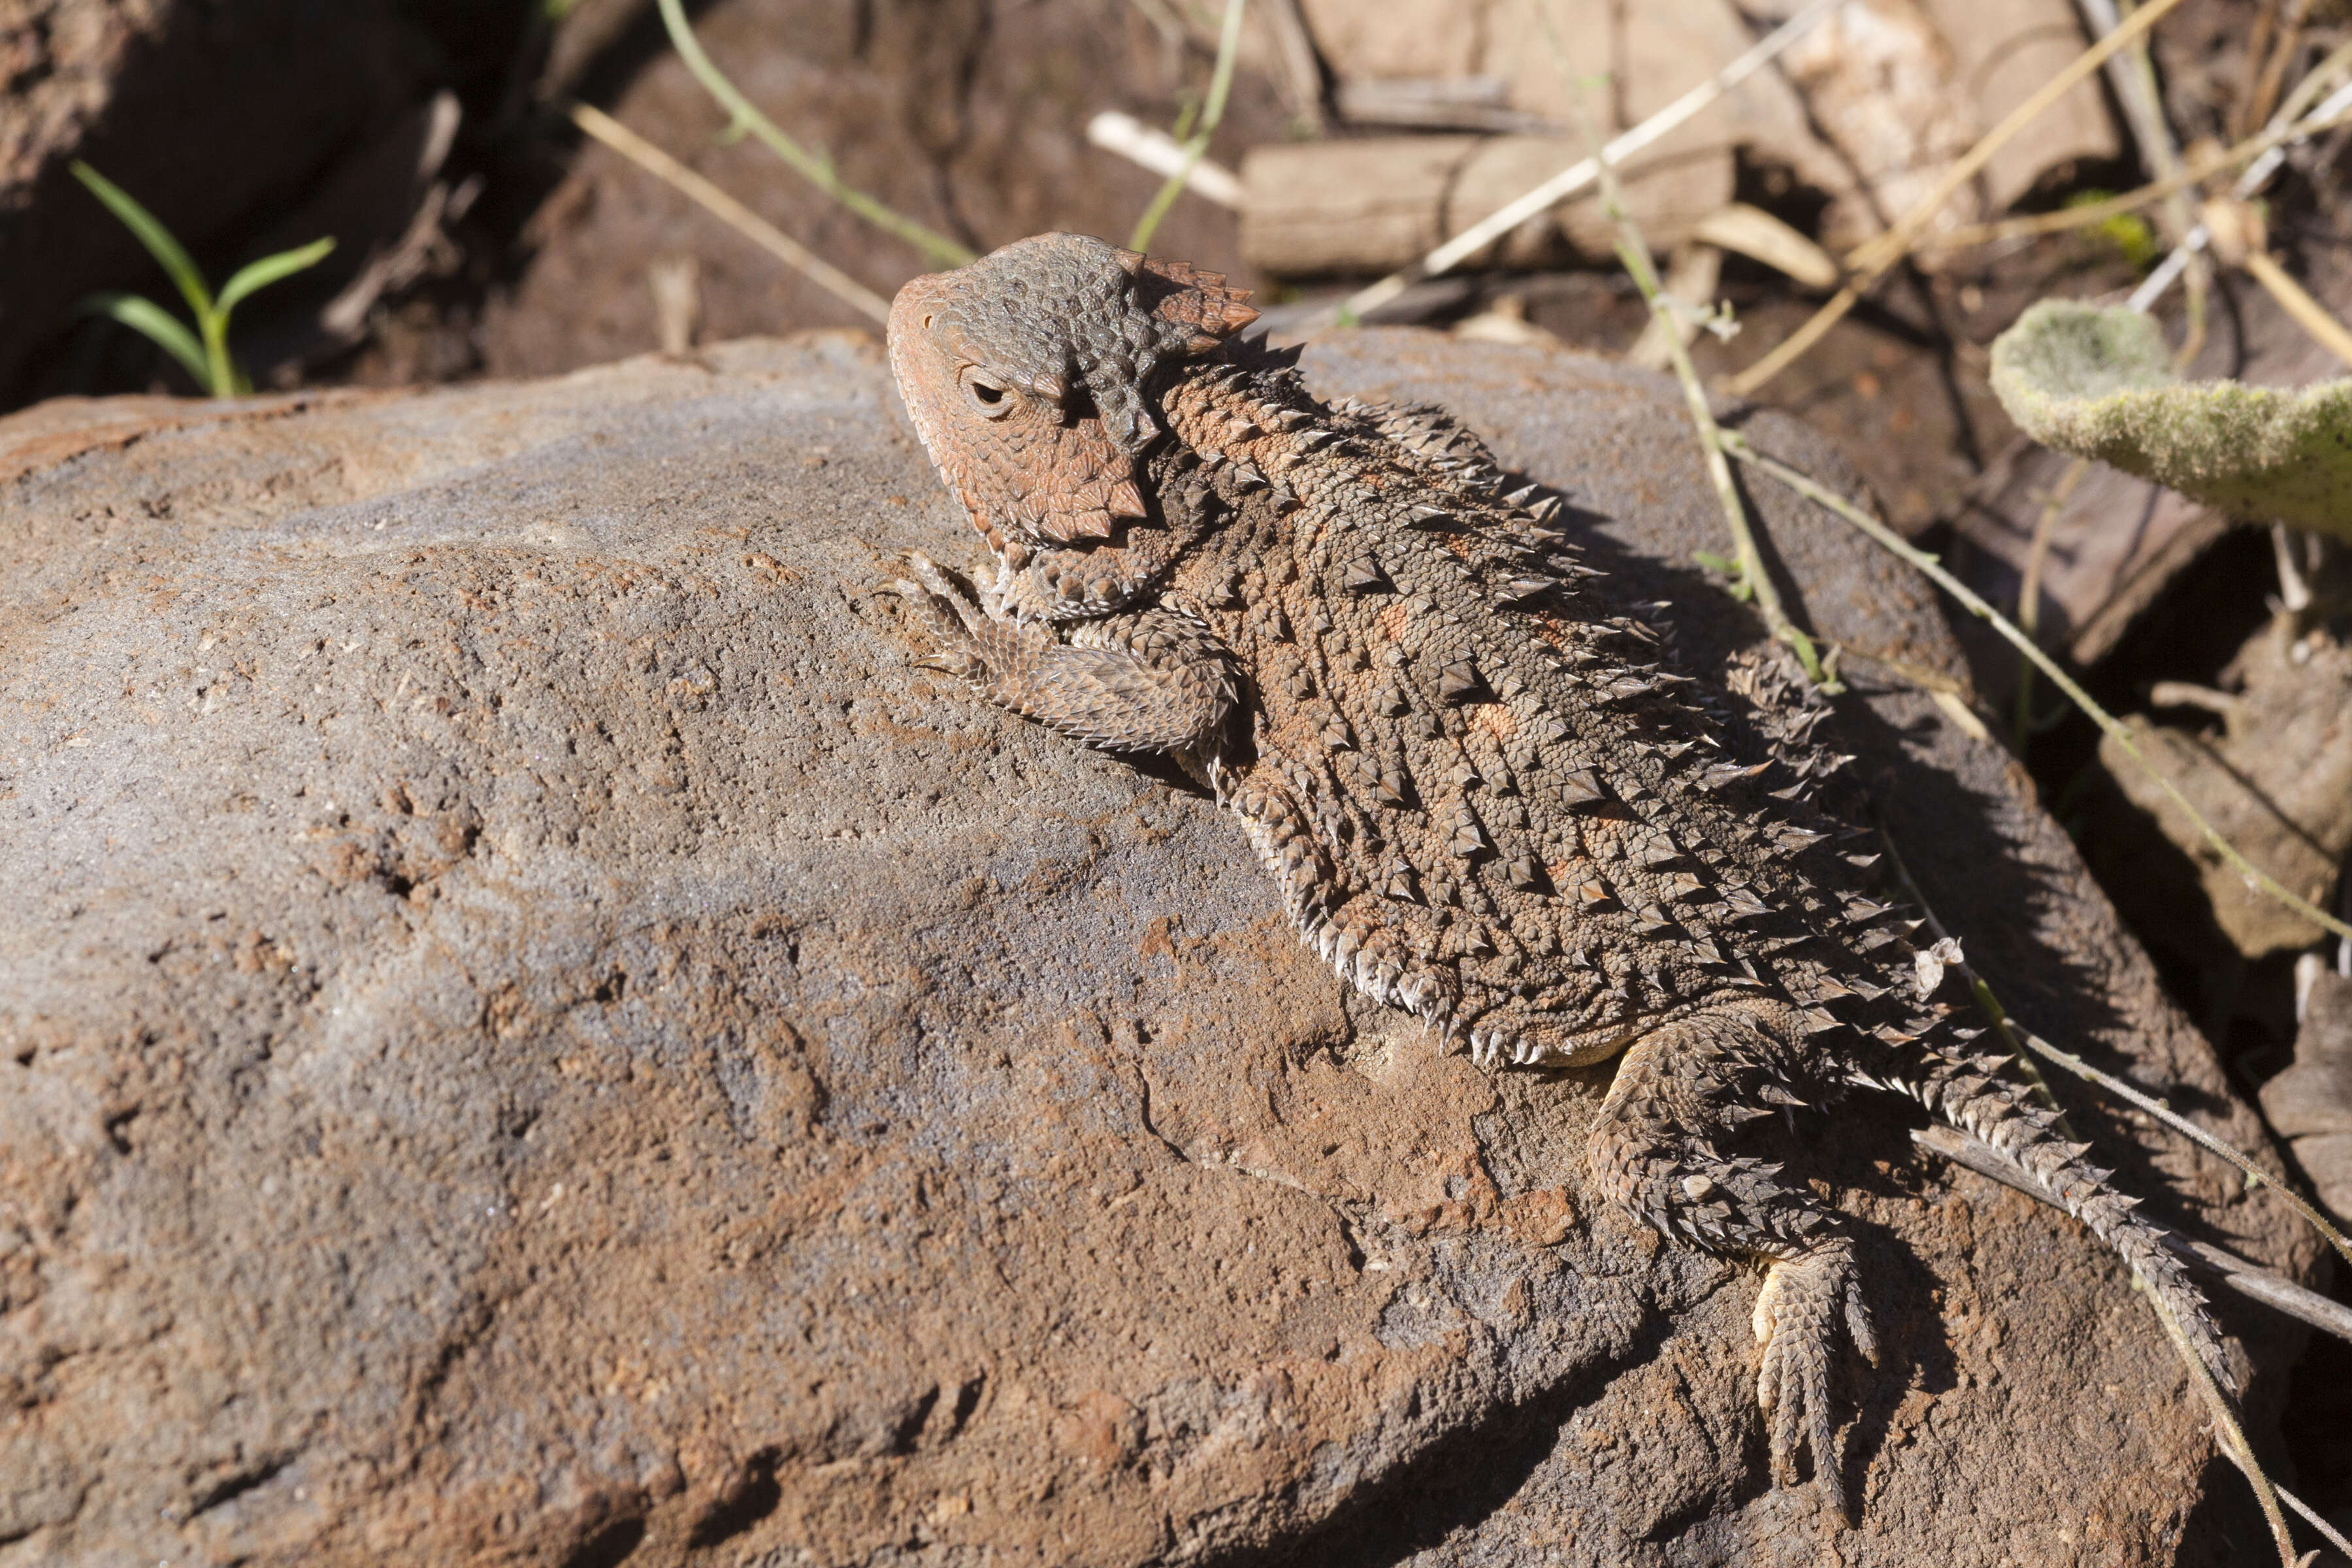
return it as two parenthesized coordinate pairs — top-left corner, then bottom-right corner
(1587, 999), (1878, 1516)
(892, 551), (1239, 757)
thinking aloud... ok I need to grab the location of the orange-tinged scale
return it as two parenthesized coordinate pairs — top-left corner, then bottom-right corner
(1469, 703), (1518, 740)
(1377, 603), (1411, 642)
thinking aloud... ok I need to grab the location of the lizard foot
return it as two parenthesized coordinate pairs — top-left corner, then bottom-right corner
(1752, 1239), (1876, 1516)
(887, 551), (1034, 683)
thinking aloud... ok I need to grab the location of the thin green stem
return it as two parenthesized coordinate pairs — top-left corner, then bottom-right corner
(653, 0), (973, 268)
(1721, 431), (2352, 949)
(1535, 18), (1828, 687)
(2148, 1284), (2298, 1568)
(2012, 455), (2087, 754)
(199, 307), (235, 399)
(1883, 847), (2313, 1568)
(2014, 1024), (2352, 1267)
(1129, 0), (1248, 252)
(1874, 832), (2074, 1126)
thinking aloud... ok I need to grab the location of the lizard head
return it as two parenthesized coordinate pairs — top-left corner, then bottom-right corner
(889, 232), (1258, 561)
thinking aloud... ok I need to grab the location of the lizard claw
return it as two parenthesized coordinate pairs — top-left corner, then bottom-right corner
(889, 551), (992, 655)
(912, 649), (988, 680)
(1752, 1240), (1871, 1518)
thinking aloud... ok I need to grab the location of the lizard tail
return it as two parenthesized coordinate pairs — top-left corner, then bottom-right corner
(1848, 1034), (2234, 1394)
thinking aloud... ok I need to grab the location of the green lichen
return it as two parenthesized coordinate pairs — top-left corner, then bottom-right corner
(1989, 299), (2352, 538)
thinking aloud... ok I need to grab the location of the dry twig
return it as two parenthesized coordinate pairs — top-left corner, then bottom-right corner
(1913, 1126), (2352, 1342)
(1911, 90), (2352, 255)
(570, 103), (891, 324)
(1302, 0), (1839, 333)
(653, 0), (973, 269)
(1727, 0), (2193, 397)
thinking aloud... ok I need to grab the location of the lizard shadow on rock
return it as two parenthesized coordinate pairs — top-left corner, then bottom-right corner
(1207, 1115), (1956, 1567)
(1531, 474), (2253, 1228)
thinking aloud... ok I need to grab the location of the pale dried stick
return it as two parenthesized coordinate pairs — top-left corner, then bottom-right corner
(2243, 249), (2352, 367)
(1087, 110), (1246, 208)
(1718, 429), (2352, 954)
(1301, 0), (1840, 333)
(653, 0), (973, 269)
(1727, 0), (2192, 397)
(571, 103), (891, 324)
(2016, 1024), (2352, 1266)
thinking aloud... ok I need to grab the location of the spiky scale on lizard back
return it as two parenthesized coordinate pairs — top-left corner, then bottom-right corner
(881, 231), (2230, 1519)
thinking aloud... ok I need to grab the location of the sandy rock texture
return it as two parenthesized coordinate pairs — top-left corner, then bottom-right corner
(0, 331), (2317, 1567)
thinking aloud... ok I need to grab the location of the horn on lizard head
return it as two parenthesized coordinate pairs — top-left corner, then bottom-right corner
(1117, 249), (1261, 354)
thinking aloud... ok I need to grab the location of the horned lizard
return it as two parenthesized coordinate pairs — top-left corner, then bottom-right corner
(882, 231), (2230, 1514)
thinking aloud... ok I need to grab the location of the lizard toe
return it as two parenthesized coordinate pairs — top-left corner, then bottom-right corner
(1752, 1240), (1867, 1516)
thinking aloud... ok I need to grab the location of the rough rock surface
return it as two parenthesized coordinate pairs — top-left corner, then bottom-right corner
(0, 331), (2315, 1567)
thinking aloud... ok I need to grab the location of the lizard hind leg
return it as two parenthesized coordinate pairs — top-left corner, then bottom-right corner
(1587, 1001), (1877, 1516)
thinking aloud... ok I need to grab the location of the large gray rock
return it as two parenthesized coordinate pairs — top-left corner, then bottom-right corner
(0, 332), (2316, 1567)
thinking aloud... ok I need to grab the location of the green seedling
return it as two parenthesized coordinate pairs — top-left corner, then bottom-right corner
(1991, 299), (2352, 536)
(2063, 188), (2161, 269)
(71, 161), (335, 398)
(1126, 0), (1247, 253)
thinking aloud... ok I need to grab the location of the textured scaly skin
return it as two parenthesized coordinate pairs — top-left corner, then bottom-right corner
(882, 233), (2230, 1517)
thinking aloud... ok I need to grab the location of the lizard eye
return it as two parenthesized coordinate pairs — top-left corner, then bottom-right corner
(960, 368), (1017, 419)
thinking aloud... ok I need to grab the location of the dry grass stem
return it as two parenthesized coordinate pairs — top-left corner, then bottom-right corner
(2148, 1286), (2299, 1568)
(570, 103), (891, 324)
(2014, 1024), (2352, 1267)
(1727, 0), (2193, 397)
(1914, 94), (2352, 255)
(653, 0), (973, 269)
(1308, 0), (1839, 331)
(2247, 0), (2318, 134)
(1914, 1126), (2352, 1343)
(1254, 0), (1327, 133)
(2130, 62), (2352, 314)
(2243, 249), (2352, 368)
(2279, 1482), (2352, 1561)
(1722, 430), (2352, 957)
